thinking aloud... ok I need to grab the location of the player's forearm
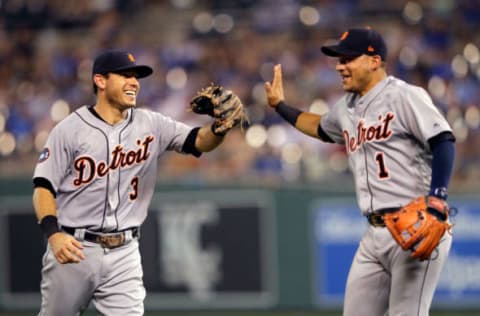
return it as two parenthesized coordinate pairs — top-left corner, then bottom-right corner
(296, 112), (322, 138)
(194, 124), (224, 152)
(275, 102), (322, 139)
(33, 187), (62, 239)
(33, 187), (57, 221)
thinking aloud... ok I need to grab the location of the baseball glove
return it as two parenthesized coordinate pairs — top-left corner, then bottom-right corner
(190, 84), (248, 136)
(383, 196), (451, 261)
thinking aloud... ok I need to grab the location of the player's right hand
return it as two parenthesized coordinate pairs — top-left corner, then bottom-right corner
(48, 232), (85, 264)
(264, 64), (285, 107)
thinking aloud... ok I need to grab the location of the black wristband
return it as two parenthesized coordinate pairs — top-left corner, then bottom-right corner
(39, 215), (61, 239)
(275, 101), (302, 126)
(430, 187), (448, 200)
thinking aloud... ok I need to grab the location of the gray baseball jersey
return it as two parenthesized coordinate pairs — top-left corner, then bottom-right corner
(319, 75), (453, 316)
(34, 105), (192, 231)
(34, 105), (195, 315)
(320, 76), (452, 215)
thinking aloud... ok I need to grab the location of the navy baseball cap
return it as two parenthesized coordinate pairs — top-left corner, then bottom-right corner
(92, 50), (153, 78)
(321, 28), (387, 61)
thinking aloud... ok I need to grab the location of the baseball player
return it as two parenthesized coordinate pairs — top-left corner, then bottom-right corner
(265, 28), (456, 316)
(32, 50), (243, 315)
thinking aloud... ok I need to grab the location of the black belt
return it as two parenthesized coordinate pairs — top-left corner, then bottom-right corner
(62, 226), (139, 249)
(367, 208), (399, 227)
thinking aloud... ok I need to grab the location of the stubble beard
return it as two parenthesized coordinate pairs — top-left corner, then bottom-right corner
(107, 93), (136, 112)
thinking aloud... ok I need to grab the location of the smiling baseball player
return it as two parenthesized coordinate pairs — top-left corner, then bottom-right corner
(32, 50), (245, 315)
(265, 28), (456, 316)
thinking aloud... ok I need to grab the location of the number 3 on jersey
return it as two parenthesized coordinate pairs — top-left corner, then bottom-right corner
(375, 152), (390, 179)
(129, 177), (139, 200)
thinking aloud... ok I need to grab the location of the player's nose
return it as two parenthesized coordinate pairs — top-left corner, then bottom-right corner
(335, 63), (346, 72)
(126, 76), (140, 88)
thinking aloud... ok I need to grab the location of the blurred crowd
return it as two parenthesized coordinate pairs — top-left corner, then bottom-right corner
(0, 0), (479, 191)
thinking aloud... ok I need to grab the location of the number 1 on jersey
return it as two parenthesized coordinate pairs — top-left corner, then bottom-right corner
(375, 152), (390, 179)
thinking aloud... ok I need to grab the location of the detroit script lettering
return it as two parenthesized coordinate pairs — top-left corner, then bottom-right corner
(73, 135), (154, 186)
(343, 113), (395, 153)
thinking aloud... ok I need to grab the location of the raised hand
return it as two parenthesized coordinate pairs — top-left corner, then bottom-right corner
(264, 64), (285, 107)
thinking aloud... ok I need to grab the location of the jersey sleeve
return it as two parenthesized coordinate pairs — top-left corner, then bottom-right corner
(153, 112), (193, 154)
(319, 97), (347, 145)
(33, 122), (73, 193)
(399, 86), (452, 147)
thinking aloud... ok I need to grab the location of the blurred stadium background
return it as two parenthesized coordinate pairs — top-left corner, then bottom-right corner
(0, 0), (479, 315)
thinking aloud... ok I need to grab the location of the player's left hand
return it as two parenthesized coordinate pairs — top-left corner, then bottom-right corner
(384, 196), (451, 261)
(264, 64), (285, 107)
(48, 232), (86, 264)
(190, 84), (248, 136)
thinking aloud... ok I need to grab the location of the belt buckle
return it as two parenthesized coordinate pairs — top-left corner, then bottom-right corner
(368, 214), (385, 227)
(97, 233), (125, 249)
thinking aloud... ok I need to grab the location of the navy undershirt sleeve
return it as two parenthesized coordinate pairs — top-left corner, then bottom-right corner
(33, 177), (57, 198)
(182, 127), (202, 157)
(428, 132), (455, 199)
(317, 125), (335, 143)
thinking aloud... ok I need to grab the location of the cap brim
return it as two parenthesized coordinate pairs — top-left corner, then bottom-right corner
(112, 65), (153, 78)
(321, 45), (362, 58)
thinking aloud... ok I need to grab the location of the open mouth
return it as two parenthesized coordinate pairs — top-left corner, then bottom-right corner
(341, 76), (350, 83)
(125, 90), (137, 101)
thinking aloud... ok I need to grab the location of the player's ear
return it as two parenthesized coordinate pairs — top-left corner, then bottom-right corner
(93, 74), (107, 92)
(370, 55), (382, 71)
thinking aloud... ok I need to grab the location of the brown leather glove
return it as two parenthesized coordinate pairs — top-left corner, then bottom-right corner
(189, 84), (248, 136)
(384, 196), (451, 261)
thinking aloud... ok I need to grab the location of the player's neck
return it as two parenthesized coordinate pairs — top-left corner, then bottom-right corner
(93, 101), (129, 125)
(359, 70), (387, 96)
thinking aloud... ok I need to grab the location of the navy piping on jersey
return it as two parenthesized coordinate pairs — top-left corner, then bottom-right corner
(75, 109), (110, 231)
(114, 111), (134, 231)
(363, 149), (373, 211)
(33, 177), (56, 198)
(87, 105), (106, 122)
(417, 258), (431, 315)
(359, 80), (392, 212)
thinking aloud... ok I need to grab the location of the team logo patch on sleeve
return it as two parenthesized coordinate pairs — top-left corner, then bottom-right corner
(38, 148), (50, 163)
